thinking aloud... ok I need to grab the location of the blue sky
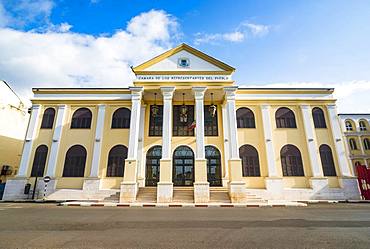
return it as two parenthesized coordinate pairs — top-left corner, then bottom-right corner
(1, 0), (370, 112)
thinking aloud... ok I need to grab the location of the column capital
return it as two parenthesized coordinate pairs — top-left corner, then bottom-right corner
(192, 87), (207, 100)
(224, 86), (238, 100)
(261, 104), (271, 110)
(57, 104), (67, 110)
(160, 86), (175, 100)
(31, 104), (41, 110)
(326, 104), (337, 110)
(300, 104), (311, 110)
(129, 86), (143, 101)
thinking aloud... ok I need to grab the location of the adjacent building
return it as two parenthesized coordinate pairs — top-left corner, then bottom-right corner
(0, 81), (29, 184)
(338, 114), (370, 170)
(3, 44), (360, 202)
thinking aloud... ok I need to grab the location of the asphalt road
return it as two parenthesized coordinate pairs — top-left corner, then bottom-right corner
(0, 203), (369, 249)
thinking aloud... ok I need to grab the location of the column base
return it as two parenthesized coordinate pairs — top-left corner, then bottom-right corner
(265, 177), (283, 200)
(309, 177), (328, 191)
(119, 181), (138, 203)
(82, 178), (101, 197)
(157, 182), (173, 203)
(229, 181), (246, 203)
(194, 182), (209, 203)
(2, 178), (29, 201)
(339, 176), (361, 200)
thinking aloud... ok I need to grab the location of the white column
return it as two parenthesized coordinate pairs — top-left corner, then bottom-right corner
(260, 104), (278, 177)
(157, 87), (175, 203)
(224, 86), (239, 159)
(160, 87), (175, 159)
(45, 105), (67, 177)
(18, 104), (41, 177)
(222, 104), (230, 181)
(89, 104), (106, 178)
(300, 105), (323, 177)
(327, 104), (352, 176)
(137, 105), (146, 187)
(193, 87), (206, 159)
(127, 87), (143, 160)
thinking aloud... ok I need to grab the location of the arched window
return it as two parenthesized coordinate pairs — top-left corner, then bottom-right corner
(359, 120), (367, 131)
(276, 107), (297, 128)
(173, 146), (194, 186)
(30, 145), (48, 177)
(71, 108), (92, 129)
(236, 108), (256, 128)
(145, 146), (162, 186)
(345, 120), (353, 131)
(40, 108), (55, 129)
(205, 146), (222, 186)
(111, 108), (131, 128)
(239, 145), (260, 177)
(312, 107), (326, 128)
(280, 144), (304, 176)
(364, 138), (370, 150)
(62, 145), (87, 177)
(319, 144), (336, 176)
(349, 138), (358, 150)
(106, 145), (128, 177)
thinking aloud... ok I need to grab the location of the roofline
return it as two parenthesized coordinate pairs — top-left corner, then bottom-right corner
(33, 87), (130, 91)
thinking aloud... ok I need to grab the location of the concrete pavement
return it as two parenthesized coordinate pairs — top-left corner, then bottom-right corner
(0, 203), (369, 249)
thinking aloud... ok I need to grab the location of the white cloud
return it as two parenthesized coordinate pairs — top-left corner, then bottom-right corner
(0, 9), (178, 98)
(194, 21), (269, 45)
(0, 0), (54, 28)
(241, 81), (370, 113)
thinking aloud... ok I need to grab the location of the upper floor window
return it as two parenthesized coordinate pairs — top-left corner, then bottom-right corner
(276, 107), (297, 128)
(236, 107), (255, 128)
(204, 105), (218, 136)
(173, 105), (194, 136)
(312, 107), (326, 128)
(111, 108), (131, 129)
(280, 144), (304, 176)
(71, 108), (92, 129)
(30, 145), (48, 177)
(62, 145), (87, 177)
(40, 108), (55, 129)
(364, 138), (370, 150)
(359, 120), (367, 131)
(149, 105), (163, 136)
(349, 138), (358, 150)
(345, 121), (353, 131)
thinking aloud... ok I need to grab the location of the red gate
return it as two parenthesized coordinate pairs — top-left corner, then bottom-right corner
(356, 164), (370, 200)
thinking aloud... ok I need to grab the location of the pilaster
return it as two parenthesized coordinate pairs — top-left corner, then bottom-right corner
(46, 105), (67, 177)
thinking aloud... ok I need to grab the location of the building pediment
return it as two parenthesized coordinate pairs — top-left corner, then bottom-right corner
(132, 44), (235, 85)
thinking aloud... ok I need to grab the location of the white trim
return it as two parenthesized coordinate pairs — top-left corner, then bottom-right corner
(260, 104), (278, 177)
(300, 105), (322, 177)
(327, 105), (352, 176)
(89, 104), (106, 178)
(236, 93), (333, 100)
(127, 87), (143, 160)
(222, 104), (230, 179)
(32, 93), (131, 101)
(46, 105), (67, 177)
(224, 87), (240, 159)
(137, 105), (146, 186)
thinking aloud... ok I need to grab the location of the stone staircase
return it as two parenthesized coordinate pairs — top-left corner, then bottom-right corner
(103, 192), (119, 203)
(245, 191), (266, 203)
(209, 187), (231, 203)
(173, 187), (194, 203)
(136, 187), (157, 203)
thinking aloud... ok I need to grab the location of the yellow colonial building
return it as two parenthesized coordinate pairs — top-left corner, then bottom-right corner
(3, 44), (360, 202)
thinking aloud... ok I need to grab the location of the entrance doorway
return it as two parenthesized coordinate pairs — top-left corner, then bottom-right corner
(173, 146), (194, 186)
(205, 146), (222, 186)
(145, 146), (162, 186)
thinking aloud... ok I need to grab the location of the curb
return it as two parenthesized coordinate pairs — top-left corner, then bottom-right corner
(58, 202), (307, 208)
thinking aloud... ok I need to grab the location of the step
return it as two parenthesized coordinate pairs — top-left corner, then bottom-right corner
(136, 187), (157, 203)
(173, 189), (194, 203)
